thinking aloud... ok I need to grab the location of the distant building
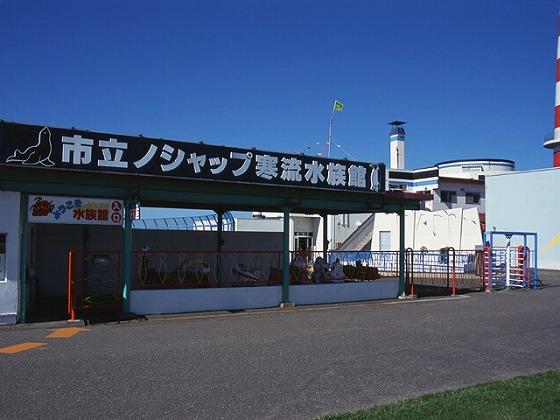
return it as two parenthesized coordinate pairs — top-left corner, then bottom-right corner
(388, 158), (515, 214)
(237, 121), (516, 253)
(346, 122), (515, 252)
(364, 157), (516, 253)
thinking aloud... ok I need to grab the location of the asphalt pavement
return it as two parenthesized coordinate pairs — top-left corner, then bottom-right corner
(1, 272), (559, 419)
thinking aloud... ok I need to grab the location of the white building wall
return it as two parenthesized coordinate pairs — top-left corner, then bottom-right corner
(433, 181), (485, 212)
(370, 208), (482, 251)
(390, 140), (405, 169)
(235, 218), (283, 232)
(486, 168), (560, 269)
(0, 191), (20, 324)
(241, 212), (367, 251)
(437, 160), (514, 179)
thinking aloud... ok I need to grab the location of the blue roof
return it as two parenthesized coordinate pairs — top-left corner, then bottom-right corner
(133, 211), (236, 231)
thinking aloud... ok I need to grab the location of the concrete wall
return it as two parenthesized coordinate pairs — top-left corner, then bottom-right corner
(290, 279), (399, 304)
(486, 168), (560, 269)
(0, 191), (20, 324)
(129, 280), (399, 315)
(131, 286), (283, 314)
(370, 208), (482, 251)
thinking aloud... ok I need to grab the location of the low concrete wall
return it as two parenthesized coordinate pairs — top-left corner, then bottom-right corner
(130, 286), (283, 315)
(129, 279), (399, 315)
(290, 279), (399, 305)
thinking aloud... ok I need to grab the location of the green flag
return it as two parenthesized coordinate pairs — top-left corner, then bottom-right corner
(333, 100), (343, 111)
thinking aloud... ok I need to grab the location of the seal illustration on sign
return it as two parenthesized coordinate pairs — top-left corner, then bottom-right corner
(6, 127), (54, 166)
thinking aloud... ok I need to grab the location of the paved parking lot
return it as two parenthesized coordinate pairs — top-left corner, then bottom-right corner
(1, 272), (559, 419)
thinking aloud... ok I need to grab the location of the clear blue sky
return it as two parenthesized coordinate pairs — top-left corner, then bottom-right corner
(1, 1), (558, 186)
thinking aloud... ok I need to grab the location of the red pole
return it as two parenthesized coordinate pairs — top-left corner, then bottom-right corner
(452, 270), (457, 296)
(484, 246), (492, 291)
(67, 250), (76, 320)
(479, 250), (486, 290)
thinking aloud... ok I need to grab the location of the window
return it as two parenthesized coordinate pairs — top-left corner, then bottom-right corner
(389, 183), (406, 191)
(341, 214), (350, 227)
(440, 190), (457, 204)
(0, 234), (5, 282)
(465, 192), (480, 204)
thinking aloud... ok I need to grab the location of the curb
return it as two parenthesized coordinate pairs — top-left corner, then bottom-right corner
(0, 319), (86, 331)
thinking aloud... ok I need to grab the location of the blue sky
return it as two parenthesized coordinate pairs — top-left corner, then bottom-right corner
(1, 0), (558, 216)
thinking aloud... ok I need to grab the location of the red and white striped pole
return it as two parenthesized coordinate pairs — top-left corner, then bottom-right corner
(544, 13), (560, 167)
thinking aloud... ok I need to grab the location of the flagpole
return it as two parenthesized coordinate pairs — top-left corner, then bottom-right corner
(327, 105), (334, 252)
(328, 105), (335, 158)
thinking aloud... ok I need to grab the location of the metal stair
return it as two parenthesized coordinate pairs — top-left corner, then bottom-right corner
(338, 214), (375, 251)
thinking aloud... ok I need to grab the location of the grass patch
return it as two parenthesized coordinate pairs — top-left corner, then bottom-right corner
(323, 370), (560, 420)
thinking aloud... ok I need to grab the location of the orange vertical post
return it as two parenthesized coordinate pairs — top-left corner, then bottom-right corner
(452, 270), (457, 296)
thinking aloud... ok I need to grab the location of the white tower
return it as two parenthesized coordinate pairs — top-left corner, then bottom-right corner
(389, 121), (406, 170)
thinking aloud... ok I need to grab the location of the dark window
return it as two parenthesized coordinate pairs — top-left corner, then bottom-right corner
(439, 248), (449, 265)
(465, 192), (480, 204)
(440, 190), (457, 203)
(0, 234), (5, 282)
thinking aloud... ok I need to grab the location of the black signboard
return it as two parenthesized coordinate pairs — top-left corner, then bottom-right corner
(0, 121), (385, 193)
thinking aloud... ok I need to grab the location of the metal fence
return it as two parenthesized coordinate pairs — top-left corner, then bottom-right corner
(403, 248), (485, 296)
(133, 251), (283, 288)
(483, 246), (537, 290)
(66, 246), (537, 318)
(67, 248), (493, 307)
(130, 249), (485, 292)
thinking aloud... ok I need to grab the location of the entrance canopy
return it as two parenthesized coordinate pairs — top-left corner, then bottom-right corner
(0, 121), (431, 321)
(0, 121), (429, 213)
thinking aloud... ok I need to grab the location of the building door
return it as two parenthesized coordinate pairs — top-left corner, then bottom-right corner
(379, 230), (392, 271)
(379, 231), (391, 251)
(294, 233), (313, 261)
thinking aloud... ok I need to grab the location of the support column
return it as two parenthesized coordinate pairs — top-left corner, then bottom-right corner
(216, 211), (223, 287)
(281, 207), (292, 305)
(398, 208), (406, 297)
(122, 199), (133, 314)
(18, 193), (29, 323)
(322, 213), (329, 261)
